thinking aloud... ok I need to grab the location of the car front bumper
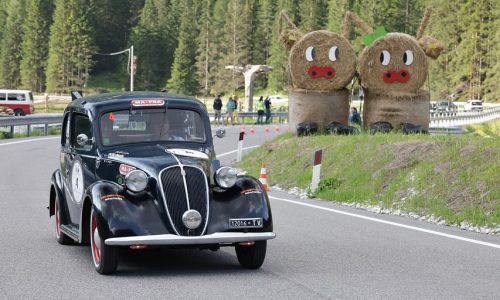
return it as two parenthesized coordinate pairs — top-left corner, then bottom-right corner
(105, 232), (276, 246)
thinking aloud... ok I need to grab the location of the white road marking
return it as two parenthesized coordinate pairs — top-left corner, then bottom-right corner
(270, 195), (500, 249)
(0, 136), (59, 147)
(217, 145), (260, 158)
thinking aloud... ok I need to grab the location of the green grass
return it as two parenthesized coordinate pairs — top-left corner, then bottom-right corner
(86, 70), (128, 93)
(237, 132), (500, 227)
(467, 119), (500, 137)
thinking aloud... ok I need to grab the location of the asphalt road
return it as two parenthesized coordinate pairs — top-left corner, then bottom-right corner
(0, 125), (499, 299)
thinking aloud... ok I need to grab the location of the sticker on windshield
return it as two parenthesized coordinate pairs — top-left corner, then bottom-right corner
(131, 100), (165, 107)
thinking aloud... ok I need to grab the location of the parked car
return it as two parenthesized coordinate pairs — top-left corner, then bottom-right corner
(0, 90), (35, 116)
(435, 101), (457, 113)
(464, 100), (483, 111)
(49, 92), (275, 274)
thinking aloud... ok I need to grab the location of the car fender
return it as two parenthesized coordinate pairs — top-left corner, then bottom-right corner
(208, 175), (273, 234)
(49, 170), (68, 220)
(87, 181), (171, 240)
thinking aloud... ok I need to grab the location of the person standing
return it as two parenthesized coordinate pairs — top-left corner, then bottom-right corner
(213, 94), (223, 125)
(233, 95), (240, 124)
(256, 96), (265, 124)
(226, 96), (236, 125)
(264, 96), (272, 124)
(349, 107), (361, 126)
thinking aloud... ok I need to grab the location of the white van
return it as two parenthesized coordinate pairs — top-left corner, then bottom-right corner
(0, 90), (35, 116)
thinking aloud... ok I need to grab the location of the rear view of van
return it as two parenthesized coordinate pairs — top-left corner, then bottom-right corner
(0, 90), (35, 116)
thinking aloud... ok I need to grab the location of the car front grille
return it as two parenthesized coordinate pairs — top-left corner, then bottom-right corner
(159, 166), (209, 236)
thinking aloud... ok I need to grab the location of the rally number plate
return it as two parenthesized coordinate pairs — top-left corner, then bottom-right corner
(229, 218), (263, 229)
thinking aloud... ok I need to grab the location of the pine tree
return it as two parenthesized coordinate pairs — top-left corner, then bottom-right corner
(46, 0), (96, 93)
(196, 0), (214, 96)
(205, 0), (229, 95)
(253, 0), (277, 89)
(0, 1), (8, 43)
(267, 0), (299, 92)
(20, 0), (53, 92)
(166, 0), (200, 94)
(298, 0), (328, 31)
(0, 0), (26, 89)
(88, 0), (138, 74)
(326, 0), (348, 33)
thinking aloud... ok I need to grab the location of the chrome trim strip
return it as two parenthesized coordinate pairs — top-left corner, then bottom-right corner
(158, 164), (210, 235)
(167, 152), (191, 210)
(105, 232), (276, 246)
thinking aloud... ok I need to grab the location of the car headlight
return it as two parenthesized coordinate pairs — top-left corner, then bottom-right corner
(215, 167), (237, 189)
(125, 170), (148, 192)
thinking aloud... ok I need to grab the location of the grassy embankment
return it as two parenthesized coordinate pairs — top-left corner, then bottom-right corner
(237, 129), (499, 227)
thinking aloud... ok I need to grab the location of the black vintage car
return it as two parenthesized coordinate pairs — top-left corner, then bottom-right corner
(48, 92), (275, 274)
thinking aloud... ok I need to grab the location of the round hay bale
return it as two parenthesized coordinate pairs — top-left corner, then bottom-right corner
(288, 88), (350, 134)
(362, 89), (430, 131)
(418, 36), (445, 59)
(289, 30), (357, 91)
(359, 33), (428, 93)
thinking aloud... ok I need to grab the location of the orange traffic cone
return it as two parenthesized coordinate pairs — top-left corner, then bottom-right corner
(275, 126), (280, 132)
(259, 163), (270, 192)
(241, 126), (246, 132)
(250, 127), (255, 134)
(264, 126), (270, 133)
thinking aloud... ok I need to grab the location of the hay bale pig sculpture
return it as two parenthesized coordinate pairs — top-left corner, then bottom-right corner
(279, 12), (357, 135)
(357, 8), (444, 133)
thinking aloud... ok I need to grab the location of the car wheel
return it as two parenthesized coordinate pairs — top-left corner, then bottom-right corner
(90, 208), (117, 274)
(14, 109), (24, 116)
(235, 240), (267, 269)
(55, 195), (73, 245)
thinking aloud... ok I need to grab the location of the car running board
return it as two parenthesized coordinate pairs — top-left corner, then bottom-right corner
(60, 224), (80, 242)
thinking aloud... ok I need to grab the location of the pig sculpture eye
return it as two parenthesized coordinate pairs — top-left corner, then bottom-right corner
(305, 47), (315, 62)
(380, 50), (391, 66)
(328, 46), (339, 61)
(403, 50), (414, 65)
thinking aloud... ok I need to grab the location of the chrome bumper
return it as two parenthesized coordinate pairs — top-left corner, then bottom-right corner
(105, 232), (276, 246)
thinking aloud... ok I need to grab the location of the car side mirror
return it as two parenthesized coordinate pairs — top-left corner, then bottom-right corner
(214, 128), (226, 138)
(76, 133), (93, 146)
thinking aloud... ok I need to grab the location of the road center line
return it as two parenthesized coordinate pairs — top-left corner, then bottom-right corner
(270, 195), (500, 249)
(0, 136), (59, 147)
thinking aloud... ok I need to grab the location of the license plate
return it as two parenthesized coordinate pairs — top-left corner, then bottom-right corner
(229, 218), (263, 229)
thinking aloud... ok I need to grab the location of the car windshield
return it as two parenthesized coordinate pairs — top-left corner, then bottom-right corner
(99, 108), (206, 146)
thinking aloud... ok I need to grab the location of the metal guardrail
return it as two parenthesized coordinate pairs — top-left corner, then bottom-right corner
(1, 107), (498, 137)
(0, 114), (63, 136)
(429, 106), (500, 128)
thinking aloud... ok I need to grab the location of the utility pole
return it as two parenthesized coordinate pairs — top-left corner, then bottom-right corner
(130, 46), (135, 92)
(96, 46), (135, 91)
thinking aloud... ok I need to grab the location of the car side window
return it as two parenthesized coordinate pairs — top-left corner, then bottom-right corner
(0, 93), (5, 101)
(71, 113), (93, 151)
(61, 113), (71, 147)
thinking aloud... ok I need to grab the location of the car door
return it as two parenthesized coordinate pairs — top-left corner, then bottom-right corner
(64, 112), (96, 226)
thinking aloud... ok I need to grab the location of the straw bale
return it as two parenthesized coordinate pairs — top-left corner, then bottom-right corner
(418, 36), (445, 59)
(416, 7), (432, 40)
(288, 88), (350, 135)
(362, 89), (430, 131)
(289, 30), (357, 91)
(359, 33), (428, 93)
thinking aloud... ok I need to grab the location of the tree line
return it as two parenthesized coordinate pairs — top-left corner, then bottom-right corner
(0, 0), (498, 102)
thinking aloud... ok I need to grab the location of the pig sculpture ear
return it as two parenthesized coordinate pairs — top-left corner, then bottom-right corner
(279, 10), (303, 50)
(418, 36), (445, 59)
(416, 7), (445, 59)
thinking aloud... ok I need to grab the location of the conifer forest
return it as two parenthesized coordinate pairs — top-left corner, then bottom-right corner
(0, 0), (498, 102)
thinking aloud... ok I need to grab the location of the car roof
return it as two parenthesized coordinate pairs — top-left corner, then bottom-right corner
(66, 92), (206, 116)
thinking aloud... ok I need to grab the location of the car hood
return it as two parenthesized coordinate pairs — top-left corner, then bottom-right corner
(100, 144), (213, 177)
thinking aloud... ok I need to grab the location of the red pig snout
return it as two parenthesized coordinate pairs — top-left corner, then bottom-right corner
(383, 69), (411, 83)
(308, 66), (336, 79)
